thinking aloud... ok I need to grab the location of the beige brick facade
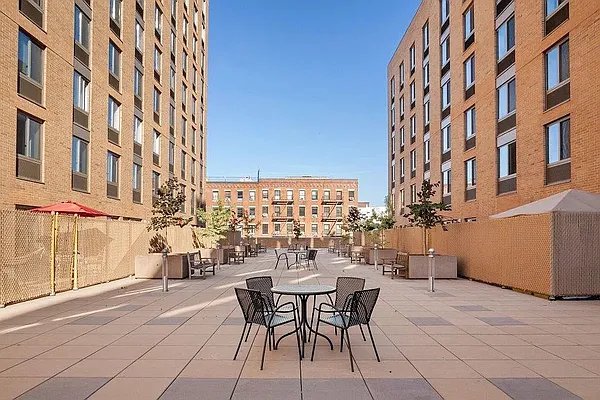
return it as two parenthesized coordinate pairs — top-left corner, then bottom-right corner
(388, 0), (600, 222)
(205, 177), (359, 238)
(0, 0), (208, 220)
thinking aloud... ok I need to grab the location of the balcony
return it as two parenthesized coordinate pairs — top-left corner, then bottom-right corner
(271, 196), (294, 204)
(321, 196), (343, 204)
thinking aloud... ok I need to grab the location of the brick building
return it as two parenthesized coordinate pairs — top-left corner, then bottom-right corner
(0, 0), (208, 220)
(206, 177), (359, 238)
(388, 0), (600, 222)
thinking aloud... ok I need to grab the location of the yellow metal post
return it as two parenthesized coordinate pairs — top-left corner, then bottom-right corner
(73, 215), (79, 290)
(50, 212), (57, 296)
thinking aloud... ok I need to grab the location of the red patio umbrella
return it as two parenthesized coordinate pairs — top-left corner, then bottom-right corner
(30, 201), (109, 218)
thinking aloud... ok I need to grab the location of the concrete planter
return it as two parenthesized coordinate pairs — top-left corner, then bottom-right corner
(134, 253), (189, 279)
(407, 255), (457, 279)
(364, 248), (398, 264)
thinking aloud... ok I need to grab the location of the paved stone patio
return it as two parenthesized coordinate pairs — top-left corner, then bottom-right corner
(1, 251), (600, 399)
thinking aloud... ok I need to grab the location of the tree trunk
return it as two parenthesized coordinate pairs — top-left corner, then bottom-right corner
(422, 227), (427, 255)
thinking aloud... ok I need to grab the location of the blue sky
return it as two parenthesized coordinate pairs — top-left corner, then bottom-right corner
(206, 1), (420, 205)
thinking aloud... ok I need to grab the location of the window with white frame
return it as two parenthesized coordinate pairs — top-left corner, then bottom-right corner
(134, 116), (143, 145)
(442, 80), (451, 109)
(108, 41), (120, 78)
(18, 31), (44, 86)
(135, 21), (143, 51)
(423, 62), (430, 88)
(497, 16), (515, 61)
(153, 87), (160, 114)
(498, 78), (516, 120)
(73, 72), (90, 112)
(134, 68), (143, 99)
(546, 0), (568, 16)
(107, 151), (119, 184)
(108, 97), (120, 131)
(423, 21), (429, 50)
(410, 81), (416, 104)
(546, 39), (569, 91)
(400, 126), (405, 146)
(441, 0), (449, 23)
(424, 100), (430, 125)
(498, 141), (517, 178)
(71, 136), (88, 175)
(464, 5), (474, 40)
(410, 149), (416, 172)
(399, 62), (405, 86)
(410, 115), (416, 138)
(465, 54), (475, 88)
(390, 76), (395, 100)
(424, 139), (430, 163)
(153, 130), (160, 155)
(299, 189), (305, 200)
(400, 157), (405, 177)
(546, 117), (570, 164)
(409, 44), (416, 71)
(400, 96), (405, 116)
(74, 6), (90, 49)
(441, 37), (450, 66)
(110, 0), (122, 25)
(442, 168), (451, 195)
(155, 5), (163, 37)
(133, 163), (142, 192)
(442, 123), (451, 153)
(154, 46), (162, 74)
(466, 158), (476, 188)
(465, 107), (476, 138)
(410, 184), (417, 203)
(391, 160), (396, 183)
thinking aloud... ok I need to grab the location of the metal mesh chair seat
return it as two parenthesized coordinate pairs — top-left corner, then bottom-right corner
(263, 312), (296, 328)
(311, 288), (381, 372)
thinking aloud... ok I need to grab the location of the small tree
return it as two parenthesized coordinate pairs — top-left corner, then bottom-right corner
(240, 209), (258, 242)
(403, 180), (450, 254)
(345, 206), (364, 232)
(147, 177), (190, 252)
(193, 200), (232, 248)
(292, 219), (302, 242)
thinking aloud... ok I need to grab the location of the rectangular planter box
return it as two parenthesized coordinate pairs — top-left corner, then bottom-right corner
(135, 254), (189, 279)
(408, 255), (457, 279)
(364, 248), (398, 264)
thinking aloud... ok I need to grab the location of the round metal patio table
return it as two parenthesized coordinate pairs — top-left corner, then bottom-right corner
(287, 249), (305, 269)
(271, 284), (336, 358)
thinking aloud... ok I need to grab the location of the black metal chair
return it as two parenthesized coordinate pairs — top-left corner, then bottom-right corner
(303, 249), (318, 270)
(311, 288), (381, 372)
(229, 245), (245, 264)
(308, 276), (365, 341)
(274, 249), (289, 269)
(233, 288), (301, 370)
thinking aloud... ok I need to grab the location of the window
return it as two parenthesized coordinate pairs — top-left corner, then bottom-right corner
(400, 189), (405, 207)
(399, 62), (405, 86)
(181, 117), (187, 144)
(262, 189), (268, 199)
(349, 190), (355, 201)
(423, 21), (429, 50)
(237, 190), (243, 201)
(71, 136), (88, 175)
(410, 149), (417, 172)
(442, 80), (451, 109)
(286, 205), (293, 217)
(311, 206), (318, 216)
(442, 124), (451, 153)
(74, 6), (90, 49)
(18, 31), (43, 85)
(107, 152), (119, 184)
(153, 130), (161, 155)
(17, 112), (41, 161)
(274, 223), (281, 234)
(183, 18), (189, 41)
(400, 157), (405, 177)
(262, 205), (268, 216)
(190, 189), (196, 214)
(133, 163), (142, 191)
(311, 224), (318, 234)
(336, 190), (342, 200)
(410, 115), (416, 137)
(400, 127), (405, 146)
(546, 118), (570, 164)
(323, 190), (331, 200)
(424, 140), (430, 163)
(108, 41), (120, 78)
(224, 190), (231, 201)
(211, 191), (219, 201)
(466, 158), (476, 188)
(73, 72), (90, 112)
(180, 150), (186, 178)
(299, 189), (306, 200)
(182, 50), (188, 76)
(287, 189), (293, 200)
(152, 172), (160, 197)
(409, 44), (416, 71)
(262, 224), (268, 235)
(274, 189), (281, 200)
(497, 16), (515, 60)
(311, 189), (318, 200)
(249, 206), (255, 217)
(391, 161), (396, 183)
(134, 116), (143, 145)
(442, 169), (451, 195)
(400, 96), (405, 117)
(498, 141), (517, 178)
(546, 39), (569, 91)
(168, 141), (174, 167)
(154, 46), (162, 74)
(249, 190), (256, 201)
(465, 55), (475, 88)
(465, 107), (476, 138)
(410, 184), (417, 204)
(237, 207), (243, 218)
(171, 0), (177, 18)
(170, 30), (176, 54)
(390, 77), (395, 100)
(391, 134), (395, 154)
(110, 0), (122, 24)
(153, 87), (161, 115)
(134, 68), (143, 99)
(423, 63), (430, 88)
(498, 79), (516, 119)
(155, 5), (163, 37)
(108, 97), (120, 131)
(546, 0), (568, 16)
(182, 83), (187, 108)
(441, 0), (449, 23)
(464, 5), (474, 40)
(424, 101), (430, 125)
(441, 37), (450, 66)
(135, 21), (143, 52)
(410, 81), (416, 104)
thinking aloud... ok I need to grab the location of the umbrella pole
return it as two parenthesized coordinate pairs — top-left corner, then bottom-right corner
(73, 215), (79, 290)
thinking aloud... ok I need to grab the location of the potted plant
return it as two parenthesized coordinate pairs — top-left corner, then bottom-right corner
(135, 177), (190, 278)
(362, 197), (397, 264)
(402, 181), (456, 279)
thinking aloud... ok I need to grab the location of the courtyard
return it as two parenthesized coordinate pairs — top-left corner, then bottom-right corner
(1, 251), (600, 399)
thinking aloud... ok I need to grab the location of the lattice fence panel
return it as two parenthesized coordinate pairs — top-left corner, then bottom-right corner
(77, 218), (108, 288)
(54, 215), (75, 293)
